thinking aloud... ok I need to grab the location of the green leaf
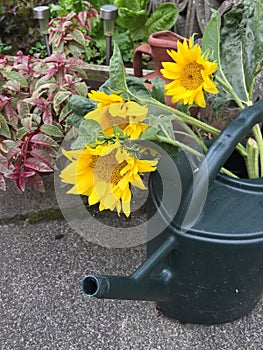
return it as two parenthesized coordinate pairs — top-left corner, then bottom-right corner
(5, 71), (28, 88)
(75, 82), (88, 97)
(68, 95), (96, 117)
(71, 28), (86, 46)
(202, 10), (221, 63)
(71, 119), (102, 149)
(109, 43), (128, 92)
(116, 8), (147, 31)
(141, 125), (159, 140)
(114, 0), (149, 12)
(68, 43), (84, 57)
(16, 127), (28, 140)
(0, 113), (11, 138)
(40, 124), (64, 138)
(220, 1), (254, 102)
(150, 77), (165, 104)
(53, 91), (72, 114)
(126, 76), (152, 99)
(146, 3), (178, 35)
(254, 0), (263, 73)
(31, 134), (59, 148)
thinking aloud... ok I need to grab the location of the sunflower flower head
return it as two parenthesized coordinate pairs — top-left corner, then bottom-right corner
(60, 142), (157, 217)
(160, 37), (218, 108)
(85, 91), (149, 139)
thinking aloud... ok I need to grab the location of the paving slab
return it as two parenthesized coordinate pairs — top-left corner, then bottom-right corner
(0, 175), (59, 222)
(1, 218), (262, 350)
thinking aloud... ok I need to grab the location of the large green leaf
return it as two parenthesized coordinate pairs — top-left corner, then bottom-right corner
(253, 0), (263, 74)
(109, 43), (128, 92)
(202, 10), (221, 63)
(114, 0), (149, 11)
(126, 76), (152, 100)
(116, 8), (147, 31)
(146, 3), (178, 35)
(68, 95), (96, 117)
(220, 0), (255, 102)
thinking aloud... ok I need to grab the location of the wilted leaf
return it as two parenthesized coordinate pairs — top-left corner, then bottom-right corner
(27, 173), (45, 192)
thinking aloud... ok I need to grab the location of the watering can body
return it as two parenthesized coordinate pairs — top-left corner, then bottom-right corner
(147, 152), (263, 324)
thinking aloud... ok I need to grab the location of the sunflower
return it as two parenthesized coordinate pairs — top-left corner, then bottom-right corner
(60, 142), (157, 217)
(85, 91), (148, 139)
(160, 38), (218, 108)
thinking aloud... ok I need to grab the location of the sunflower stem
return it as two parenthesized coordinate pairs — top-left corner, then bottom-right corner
(214, 73), (245, 110)
(135, 96), (247, 157)
(155, 135), (204, 158)
(252, 124), (263, 176)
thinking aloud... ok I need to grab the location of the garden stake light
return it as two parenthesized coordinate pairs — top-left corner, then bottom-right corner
(100, 4), (118, 65)
(33, 6), (51, 56)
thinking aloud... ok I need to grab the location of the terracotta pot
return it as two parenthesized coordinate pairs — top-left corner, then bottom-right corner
(133, 30), (185, 81)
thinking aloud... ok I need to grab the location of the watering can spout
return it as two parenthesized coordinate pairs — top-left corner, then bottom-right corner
(82, 235), (177, 301)
(82, 268), (174, 302)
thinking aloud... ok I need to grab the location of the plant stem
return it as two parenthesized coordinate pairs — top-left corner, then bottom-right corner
(138, 96), (247, 157)
(155, 135), (204, 158)
(246, 137), (259, 178)
(252, 123), (263, 176)
(215, 73), (246, 110)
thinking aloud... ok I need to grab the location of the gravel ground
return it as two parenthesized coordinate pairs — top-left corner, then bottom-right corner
(1, 218), (263, 350)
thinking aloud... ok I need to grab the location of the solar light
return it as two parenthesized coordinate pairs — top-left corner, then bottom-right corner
(100, 5), (118, 65)
(33, 6), (51, 56)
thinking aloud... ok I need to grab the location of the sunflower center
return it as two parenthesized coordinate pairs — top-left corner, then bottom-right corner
(93, 150), (127, 186)
(111, 161), (128, 186)
(107, 113), (128, 131)
(181, 62), (204, 90)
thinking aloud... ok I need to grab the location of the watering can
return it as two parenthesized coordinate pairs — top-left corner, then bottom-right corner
(82, 100), (263, 324)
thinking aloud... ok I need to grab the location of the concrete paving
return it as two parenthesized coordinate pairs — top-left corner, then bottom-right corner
(1, 177), (263, 350)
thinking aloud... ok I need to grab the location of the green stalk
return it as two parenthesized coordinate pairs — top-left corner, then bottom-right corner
(137, 96), (247, 157)
(252, 124), (263, 176)
(155, 135), (204, 158)
(246, 137), (259, 178)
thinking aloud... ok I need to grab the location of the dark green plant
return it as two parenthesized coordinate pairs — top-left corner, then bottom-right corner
(0, 0), (55, 55)
(114, 0), (178, 41)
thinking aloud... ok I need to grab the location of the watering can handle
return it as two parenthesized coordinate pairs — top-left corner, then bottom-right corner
(204, 100), (263, 184)
(175, 100), (263, 229)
